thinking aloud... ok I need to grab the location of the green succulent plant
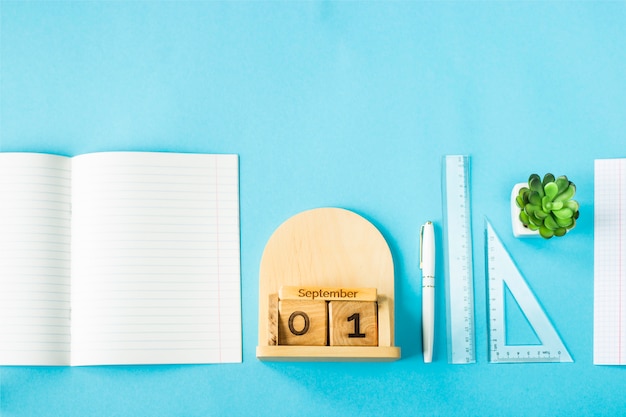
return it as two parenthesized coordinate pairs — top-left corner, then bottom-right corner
(515, 173), (579, 239)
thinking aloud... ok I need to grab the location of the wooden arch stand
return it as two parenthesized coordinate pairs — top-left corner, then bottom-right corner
(256, 207), (401, 361)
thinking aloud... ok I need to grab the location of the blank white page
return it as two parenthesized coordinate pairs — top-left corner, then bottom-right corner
(0, 153), (72, 365)
(594, 158), (626, 365)
(70, 152), (241, 365)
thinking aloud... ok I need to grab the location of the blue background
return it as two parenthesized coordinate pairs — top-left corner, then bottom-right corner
(1, 1), (625, 416)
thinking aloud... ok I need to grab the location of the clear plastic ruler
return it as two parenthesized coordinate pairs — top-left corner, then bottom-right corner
(442, 155), (476, 364)
(485, 221), (573, 363)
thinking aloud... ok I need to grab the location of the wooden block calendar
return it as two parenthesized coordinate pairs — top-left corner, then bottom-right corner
(256, 207), (401, 361)
(272, 287), (378, 347)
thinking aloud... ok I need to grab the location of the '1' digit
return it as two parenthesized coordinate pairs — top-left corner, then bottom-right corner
(347, 313), (366, 338)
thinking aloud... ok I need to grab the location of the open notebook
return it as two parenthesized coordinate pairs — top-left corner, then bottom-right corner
(0, 152), (241, 366)
(594, 158), (626, 365)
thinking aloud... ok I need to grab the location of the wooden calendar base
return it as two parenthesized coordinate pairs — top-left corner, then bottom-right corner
(256, 345), (400, 362)
(256, 207), (401, 362)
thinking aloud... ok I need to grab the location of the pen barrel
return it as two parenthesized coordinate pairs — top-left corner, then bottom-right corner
(422, 284), (435, 363)
(422, 276), (435, 288)
(420, 221), (435, 363)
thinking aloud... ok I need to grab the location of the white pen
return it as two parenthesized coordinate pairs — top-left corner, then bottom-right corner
(420, 221), (435, 363)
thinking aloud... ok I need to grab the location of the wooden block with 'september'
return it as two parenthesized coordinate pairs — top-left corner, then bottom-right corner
(278, 299), (327, 346)
(329, 301), (378, 346)
(279, 286), (377, 302)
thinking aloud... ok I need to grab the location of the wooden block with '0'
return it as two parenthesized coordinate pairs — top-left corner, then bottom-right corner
(278, 299), (328, 346)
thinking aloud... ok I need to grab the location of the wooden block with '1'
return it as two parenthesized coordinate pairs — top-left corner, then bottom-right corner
(329, 301), (378, 346)
(278, 299), (328, 346)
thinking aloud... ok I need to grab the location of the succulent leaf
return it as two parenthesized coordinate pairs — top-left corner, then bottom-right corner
(564, 200), (579, 212)
(554, 184), (576, 202)
(542, 173), (555, 185)
(529, 213), (544, 227)
(554, 227), (567, 237)
(518, 186), (529, 195)
(519, 211), (530, 225)
(522, 192), (530, 205)
(555, 216), (573, 228)
(568, 217), (577, 229)
(544, 214), (559, 230)
(539, 226), (554, 239)
(529, 176), (544, 197)
(556, 176), (569, 194)
(553, 207), (574, 219)
(544, 182), (559, 200)
(529, 191), (542, 206)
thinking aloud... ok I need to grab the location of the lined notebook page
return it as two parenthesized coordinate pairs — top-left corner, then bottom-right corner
(70, 152), (241, 365)
(0, 153), (72, 365)
(594, 158), (626, 365)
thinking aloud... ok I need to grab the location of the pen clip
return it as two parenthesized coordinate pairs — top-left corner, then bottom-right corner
(419, 224), (425, 270)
